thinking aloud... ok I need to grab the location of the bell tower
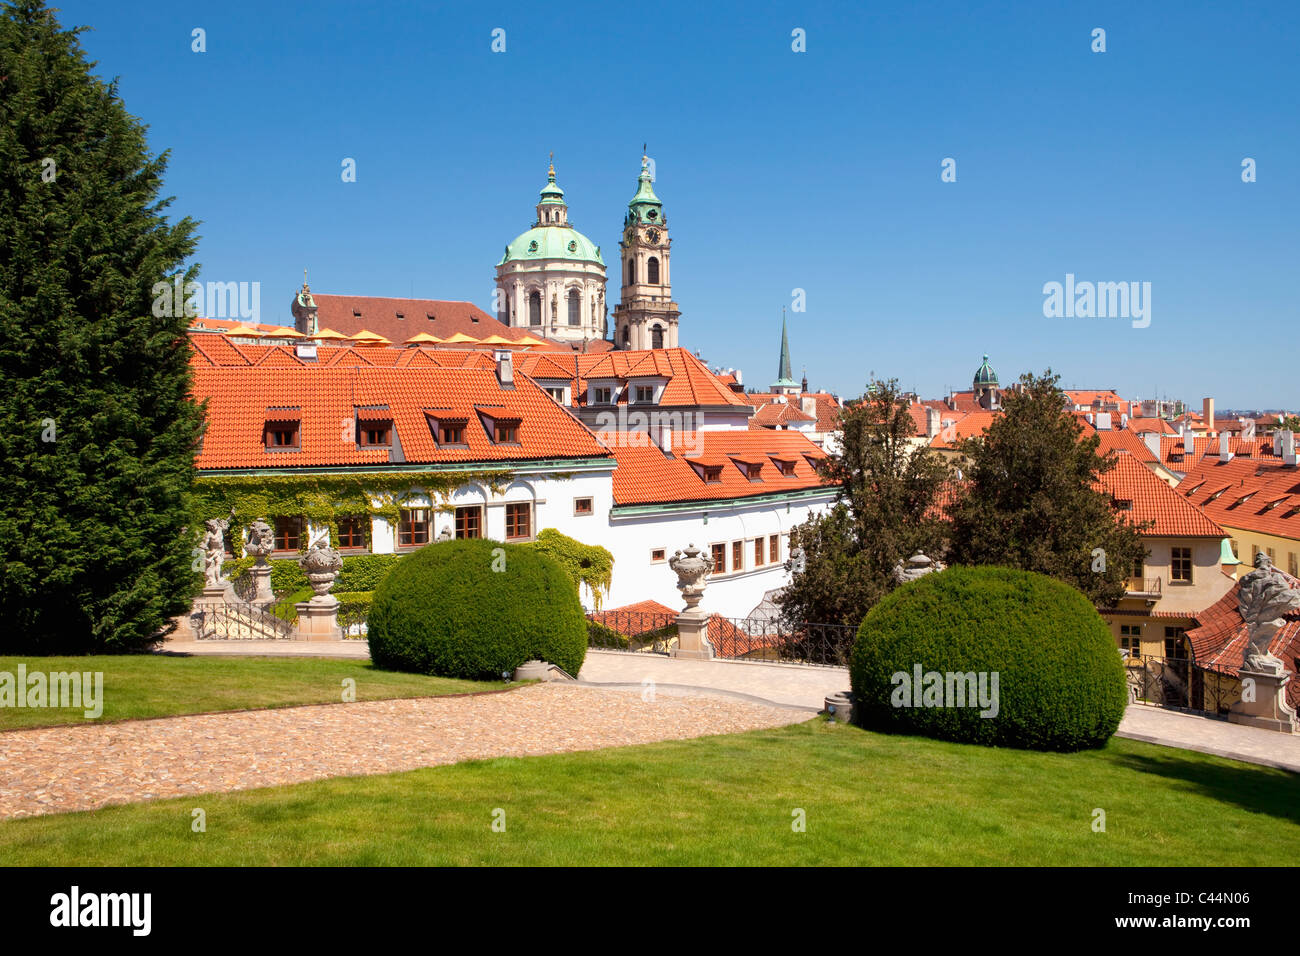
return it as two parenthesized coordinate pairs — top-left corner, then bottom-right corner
(613, 150), (680, 350)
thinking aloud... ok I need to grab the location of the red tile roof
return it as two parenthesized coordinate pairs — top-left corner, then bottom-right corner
(611, 431), (831, 506)
(516, 348), (751, 410)
(1091, 425), (1159, 464)
(749, 401), (815, 429)
(1096, 452), (1224, 538)
(928, 410), (1000, 448)
(189, 335), (610, 470)
(1131, 419), (1178, 435)
(1176, 456), (1300, 540)
(1158, 435), (1280, 470)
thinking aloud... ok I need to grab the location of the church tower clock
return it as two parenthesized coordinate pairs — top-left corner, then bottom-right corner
(613, 152), (680, 350)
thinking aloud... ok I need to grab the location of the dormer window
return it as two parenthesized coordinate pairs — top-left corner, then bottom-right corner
(359, 423), (392, 447)
(437, 419), (468, 446)
(264, 420), (300, 451)
(689, 462), (723, 484)
(593, 386), (613, 405)
(772, 458), (796, 477)
(734, 459), (763, 481)
(493, 419), (521, 444)
(1112, 498), (1133, 511)
(633, 385), (654, 405)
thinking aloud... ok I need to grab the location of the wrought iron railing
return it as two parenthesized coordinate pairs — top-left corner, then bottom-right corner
(586, 609), (678, 655)
(1124, 653), (1239, 716)
(191, 602), (296, 641)
(1124, 576), (1162, 598)
(585, 610), (856, 667)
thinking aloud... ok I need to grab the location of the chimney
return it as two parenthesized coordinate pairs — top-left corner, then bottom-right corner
(1142, 431), (1161, 459)
(1085, 413), (1094, 425)
(495, 349), (514, 389)
(1203, 397), (1214, 436)
(1284, 430), (1297, 467)
(926, 407), (941, 440)
(1219, 429), (1233, 463)
(1095, 412), (1112, 430)
(1120, 412), (1129, 430)
(801, 396), (817, 418)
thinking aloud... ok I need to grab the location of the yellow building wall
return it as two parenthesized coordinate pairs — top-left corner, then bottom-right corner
(1220, 525), (1300, 579)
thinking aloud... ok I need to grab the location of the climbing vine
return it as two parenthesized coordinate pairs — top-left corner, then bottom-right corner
(190, 469), (512, 546)
(530, 528), (614, 610)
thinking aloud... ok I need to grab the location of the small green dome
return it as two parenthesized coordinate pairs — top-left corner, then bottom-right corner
(973, 354), (998, 386)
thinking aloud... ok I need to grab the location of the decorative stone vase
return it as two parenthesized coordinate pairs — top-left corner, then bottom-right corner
(668, 544), (711, 612)
(299, 543), (343, 604)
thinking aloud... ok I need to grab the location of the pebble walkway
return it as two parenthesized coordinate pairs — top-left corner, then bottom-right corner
(0, 684), (803, 820)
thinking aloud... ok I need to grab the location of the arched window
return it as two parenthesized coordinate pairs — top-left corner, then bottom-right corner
(528, 291), (541, 326)
(627, 258), (636, 285)
(567, 289), (580, 326)
(647, 256), (660, 284)
(651, 326), (664, 349)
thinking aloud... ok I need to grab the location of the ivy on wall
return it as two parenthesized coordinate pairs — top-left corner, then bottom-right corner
(531, 528), (614, 610)
(190, 469), (512, 548)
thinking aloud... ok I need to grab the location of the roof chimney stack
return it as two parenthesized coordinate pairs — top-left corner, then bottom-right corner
(1203, 397), (1215, 436)
(1142, 431), (1161, 460)
(1284, 430), (1297, 467)
(495, 349), (514, 389)
(1219, 429), (1233, 463)
(926, 406), (940, 440)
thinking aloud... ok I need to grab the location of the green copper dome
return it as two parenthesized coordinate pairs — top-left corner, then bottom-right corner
(973, 354), (998, 386)
(498, 164), (604, 266)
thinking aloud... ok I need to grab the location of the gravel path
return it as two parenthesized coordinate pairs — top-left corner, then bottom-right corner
(0, 683), (803, 820)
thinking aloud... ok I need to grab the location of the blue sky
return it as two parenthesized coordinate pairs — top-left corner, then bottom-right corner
(54, 0), (1299, 408)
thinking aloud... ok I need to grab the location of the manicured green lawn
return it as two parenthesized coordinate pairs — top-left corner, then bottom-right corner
(0, 655), (502, 730)
(2, 718), (1296, 865)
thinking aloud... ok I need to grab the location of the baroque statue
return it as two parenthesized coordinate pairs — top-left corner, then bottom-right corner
(245, 519), (274, 564)
(894, 552), (946, 585)
(201, 509), (236, 588)
(1237, 552), (1300, 672)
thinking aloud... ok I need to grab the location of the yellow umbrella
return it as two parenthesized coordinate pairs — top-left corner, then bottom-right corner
(351, 329), (392, 345)
(403, 331), (444, 345)
(311, 328), (351, 340)
(440, 331), (479, 344)
(223, 324), (264, 337)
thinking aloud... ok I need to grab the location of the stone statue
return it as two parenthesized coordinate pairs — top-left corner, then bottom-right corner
(1237, 552), (1300, 672)
(668, 544), (711, 611)
(200, 510), (236, 588)
(894, 552), (946, 585)
(245, 519), (274, 565)
(435, 527), (453, 542)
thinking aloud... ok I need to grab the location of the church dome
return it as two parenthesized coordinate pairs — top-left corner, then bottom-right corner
(973, 354), (998, 386)
(498, 163), (604, 267)
(500, 225), (603, 266)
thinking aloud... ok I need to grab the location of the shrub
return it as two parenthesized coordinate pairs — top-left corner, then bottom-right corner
(850, 565), (1127, 752)
(367, 539), (587, 679)
(335, 554), (400, 593)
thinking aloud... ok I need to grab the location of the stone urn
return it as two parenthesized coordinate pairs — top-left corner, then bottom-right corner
(668, 544), (711, 612)
(299, 542), (343, 604)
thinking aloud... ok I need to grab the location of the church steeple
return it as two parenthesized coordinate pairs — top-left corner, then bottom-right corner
(535, 154), (569, 226)
(771, 310), (799, 394)
(613, 149), (679, 349)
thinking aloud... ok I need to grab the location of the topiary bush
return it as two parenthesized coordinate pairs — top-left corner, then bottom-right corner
(850, 565), (1127, 752)
(367, 539), (587, 679)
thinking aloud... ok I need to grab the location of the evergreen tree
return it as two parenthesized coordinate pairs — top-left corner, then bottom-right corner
(0, 0), (202, 651)
(947, 370), (1147, 606)
(777, 379), (952, 626)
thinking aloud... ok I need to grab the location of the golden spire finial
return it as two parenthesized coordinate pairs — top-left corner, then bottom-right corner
(548, 151), (554, 177)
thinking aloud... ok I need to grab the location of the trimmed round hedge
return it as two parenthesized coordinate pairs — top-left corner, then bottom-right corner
(850, 566), (1127, 752)
(367, 538), (587, 679)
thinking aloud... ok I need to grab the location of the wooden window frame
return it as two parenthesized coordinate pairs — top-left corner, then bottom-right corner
(264, 422), (300, 451)
(731, 540), (743, 573)
(1170, 547), (1192, 583)
(273, 516), (303, 553)
(455, 505), (482, 540)
(651, 548), (666, 564)
(711, 543), (726, 575)
(397, 508), (430, 549)
(573, 497), (593, 517)
(336, 515), (368, 551)
(505, 502), (532, 541)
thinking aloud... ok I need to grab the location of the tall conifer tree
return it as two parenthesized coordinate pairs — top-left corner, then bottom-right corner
(0, 0), (202, 650)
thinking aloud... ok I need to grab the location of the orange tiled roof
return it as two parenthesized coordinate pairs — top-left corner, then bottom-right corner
(516, 347), (750, 410)
(1096, 452), (1224, 537)
(189, 336), (610, 470)
(1131, 419), (1178, 435)
(928, 410), (1000, 448)
(749, 402), (815, 429)
(1091, 425), (1159, 464)
(611, 430), (831, 506)
(1176, 456), (1300, 540)
(1158, 435), (1278, 469)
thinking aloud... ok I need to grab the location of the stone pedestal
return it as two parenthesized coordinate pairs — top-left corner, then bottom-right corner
(195, 583), (233, 606)
(1229, 665), (1297, 733)
(672, 609), (715, 660)
(295, 598), (342, 641)
(248, 563), (274, 604)
(515, 660), (551, 681)
(825, 691), (854, 724)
